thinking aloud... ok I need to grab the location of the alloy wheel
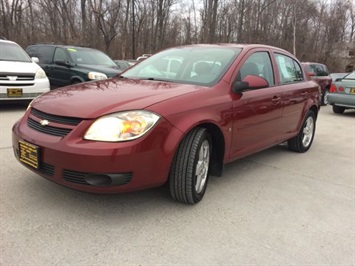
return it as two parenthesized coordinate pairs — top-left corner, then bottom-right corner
(195, 140), (210, 193)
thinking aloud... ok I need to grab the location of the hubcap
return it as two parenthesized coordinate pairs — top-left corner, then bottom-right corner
(195, 140), (210, 193)
(302, 116), (314, 147)
(324, 90), (329, 105)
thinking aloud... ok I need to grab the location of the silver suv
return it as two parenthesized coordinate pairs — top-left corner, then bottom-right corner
(0, 39), (50, 101)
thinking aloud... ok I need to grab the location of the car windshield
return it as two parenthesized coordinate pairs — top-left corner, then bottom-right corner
(0, 42), (32, 62)
(67, 48), (117, 67)
(122, 47), (242, 86)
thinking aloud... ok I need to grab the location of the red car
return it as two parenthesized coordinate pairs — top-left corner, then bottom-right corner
(12, 44), (320, 204)
(302, 62), (332, 106)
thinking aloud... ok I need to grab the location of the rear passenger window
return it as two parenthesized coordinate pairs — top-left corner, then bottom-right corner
(275, 54), (303, 84)
(26, 46), (54, 64)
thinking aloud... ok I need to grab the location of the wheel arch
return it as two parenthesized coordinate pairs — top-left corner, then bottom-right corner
(309, 105), (319, 120)
(294, 103), (319, 136)
(191, 122), (225, 177)
(70, 76), (85, 84)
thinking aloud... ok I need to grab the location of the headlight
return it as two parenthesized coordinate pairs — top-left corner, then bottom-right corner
(26, 95), (40, 111)
(26, 99), (33, 111)
(35, 69), (47, 79)
(88, 72), (107, 80)
(84, 111), (160, 142)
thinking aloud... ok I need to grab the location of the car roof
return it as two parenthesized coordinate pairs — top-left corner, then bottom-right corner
(0, 39), (17, 45)
(27, 44), (96, 50)
(302, 62), (326, 66)
(161, 43), (294, 58)
(174, 43), (288, 50)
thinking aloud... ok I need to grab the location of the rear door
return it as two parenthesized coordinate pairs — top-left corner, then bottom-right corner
(274, 53), (309, 137)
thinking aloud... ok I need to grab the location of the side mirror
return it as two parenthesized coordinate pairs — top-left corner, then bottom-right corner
(307, 72), (316, 77)
(55, 60), (71, 67)
(31, 57), (39, 63)
(233, 75), (269, 94)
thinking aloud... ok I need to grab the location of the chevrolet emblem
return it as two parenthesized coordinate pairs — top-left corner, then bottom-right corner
(39, 120), (49, 126)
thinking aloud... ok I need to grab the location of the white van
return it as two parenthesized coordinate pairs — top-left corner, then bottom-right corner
(0, 39), (50, 101)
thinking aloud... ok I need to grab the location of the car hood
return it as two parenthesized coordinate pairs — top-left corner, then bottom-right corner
(75, 64), (121, 77)
(0, 61), (41, 74)
(31, 78), (206, 119)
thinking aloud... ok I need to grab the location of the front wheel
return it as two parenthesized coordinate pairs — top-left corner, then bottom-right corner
(169, 127), (212, 204)
(288, 110), (316, 153)
(71, 80), (81, 85)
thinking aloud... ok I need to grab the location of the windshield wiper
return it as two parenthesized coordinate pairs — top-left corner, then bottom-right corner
(141, 77), (170, 82)
(119, 76), (171, 82)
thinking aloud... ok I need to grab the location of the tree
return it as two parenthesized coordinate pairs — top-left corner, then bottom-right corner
(0, 0), (353, 71)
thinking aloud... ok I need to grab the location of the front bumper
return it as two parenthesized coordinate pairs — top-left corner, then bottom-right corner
(0, 78), (50, 101)
(12, 109), (183, 193)
(328, 93), (355, 108)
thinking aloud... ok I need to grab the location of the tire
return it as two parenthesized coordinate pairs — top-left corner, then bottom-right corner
(288, 110), (316, 153)
(332, 105), (345, 114)
(321, 88), (329, 106)
(169, 128), (212, 204)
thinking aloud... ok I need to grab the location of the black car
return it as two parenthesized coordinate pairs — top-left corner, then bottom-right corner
(26, 44), (121, 88)
(113, 60), (131, 71)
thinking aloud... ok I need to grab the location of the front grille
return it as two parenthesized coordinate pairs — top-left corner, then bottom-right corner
(31, 108), (82, 126)
(27, 108), (84, 137)
(17, 76), (35, 81)
(63, 169), (133, 186)
(0, 73), (35, 81)
(28, 117), (72, 137)
(38, 162), (55, 176)
(63, 169), (88, 185)
(0, 83), (35, 86)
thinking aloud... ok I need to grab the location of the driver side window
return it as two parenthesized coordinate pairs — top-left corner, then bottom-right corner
(236, 52), (274, 86)
(53, 48), (68, 63)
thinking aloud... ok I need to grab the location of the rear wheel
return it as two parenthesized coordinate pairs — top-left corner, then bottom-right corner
(288, 110), (316, 153)
(169, 128), (211, 204)
(332, 105), (345, 114)
(321, 88), (329, 106)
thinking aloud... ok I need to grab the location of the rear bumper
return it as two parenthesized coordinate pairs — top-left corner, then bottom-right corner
(328, 93), (355, 108)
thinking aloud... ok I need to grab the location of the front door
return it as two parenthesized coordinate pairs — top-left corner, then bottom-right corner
(50, 48), (72, 87)
(230, 51), (283, 158)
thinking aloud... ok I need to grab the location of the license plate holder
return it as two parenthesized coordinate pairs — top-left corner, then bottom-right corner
(350, 88), (355, 94)
(19, 140), (40, 169)
(7, 88), (23, 97)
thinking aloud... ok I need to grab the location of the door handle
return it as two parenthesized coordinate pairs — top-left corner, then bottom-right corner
(272, 96), (281, 103)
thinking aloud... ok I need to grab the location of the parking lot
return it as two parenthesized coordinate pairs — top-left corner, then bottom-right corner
(0, 103), (354, 265)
